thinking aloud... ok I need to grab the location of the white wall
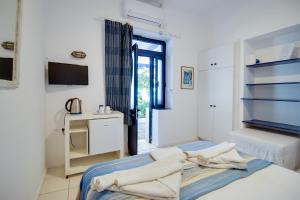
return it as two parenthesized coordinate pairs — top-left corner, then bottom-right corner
(0, 0), (45, 199)
(44, 0), (210, 167)
(207, 0), (300, 47)
(0, 0), (17, 58)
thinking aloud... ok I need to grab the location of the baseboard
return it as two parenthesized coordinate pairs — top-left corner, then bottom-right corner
(34, 168), (47, 200)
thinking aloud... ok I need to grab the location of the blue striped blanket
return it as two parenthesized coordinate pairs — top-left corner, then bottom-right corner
(80, 141), (271, 200)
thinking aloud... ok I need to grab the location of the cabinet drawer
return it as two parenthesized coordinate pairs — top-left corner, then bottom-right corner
(88, 118), (122, 155)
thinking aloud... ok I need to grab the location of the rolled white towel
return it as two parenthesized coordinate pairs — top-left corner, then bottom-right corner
(90, 173), (116, 192)
(150, 147), (187, 163)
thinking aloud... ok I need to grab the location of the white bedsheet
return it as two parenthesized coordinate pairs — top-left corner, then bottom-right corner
(199, 164), (300, 200)
(231, 128), (300, 169)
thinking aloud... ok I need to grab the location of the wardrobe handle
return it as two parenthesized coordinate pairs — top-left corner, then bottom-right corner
(214, 63), (217, 66)
(209, 105), (213, 107)
(213, 105), (216, 107)
(210, 63), (213, 66)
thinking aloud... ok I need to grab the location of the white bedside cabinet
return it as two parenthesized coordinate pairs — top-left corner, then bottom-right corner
(64, 111), (124, 177)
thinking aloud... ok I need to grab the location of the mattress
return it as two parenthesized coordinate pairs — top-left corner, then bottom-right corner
(231, 128), (300, 169)
(79, 140), (300, 200)
(200, 164), (300, 200)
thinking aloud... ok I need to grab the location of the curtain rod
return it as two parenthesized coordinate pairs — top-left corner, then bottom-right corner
(94, 16), (181, 39)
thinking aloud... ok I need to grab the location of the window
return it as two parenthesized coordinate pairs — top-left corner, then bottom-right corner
(132, 39), (163, 52)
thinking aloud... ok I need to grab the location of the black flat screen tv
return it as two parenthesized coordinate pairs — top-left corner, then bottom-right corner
(0, 57), (13, 81)
(48, 62), (88, 85)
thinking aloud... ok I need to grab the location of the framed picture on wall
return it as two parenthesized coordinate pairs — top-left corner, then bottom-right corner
(181, 66), (194, 89)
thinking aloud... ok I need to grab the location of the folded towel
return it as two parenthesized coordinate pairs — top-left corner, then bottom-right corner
(150, 147), (187, 163)
(185, 142), (247, 169)
(150, 147), (197, 171)
(188, 158), (247, 169)
(119, 172), (182, 200)
(208, 148), (246, 164)
(116, 160), (183, 187)
(91, 159), (183, 193)
(185, 142), (235, 159)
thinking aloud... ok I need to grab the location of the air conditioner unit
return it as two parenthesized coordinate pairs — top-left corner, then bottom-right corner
(123, 0), (164, 27)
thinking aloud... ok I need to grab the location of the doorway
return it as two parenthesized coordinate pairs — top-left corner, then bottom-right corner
(136, 56), (154, 154)
(128, 36), (166, 155)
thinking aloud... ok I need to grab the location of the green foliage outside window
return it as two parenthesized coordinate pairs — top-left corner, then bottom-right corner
(137, 66), (150, 118)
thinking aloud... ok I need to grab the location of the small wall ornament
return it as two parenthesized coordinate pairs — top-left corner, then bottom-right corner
(1, 41), (14, 51)
(71, 51), (87, 59)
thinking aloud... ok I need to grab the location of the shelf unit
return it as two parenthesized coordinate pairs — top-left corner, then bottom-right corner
(64, 112), (124, 177)
(241, 98), (300, 102)
(69, 152), (120, 175)
(246, 82), (300, 86)
(243, 120), (300, 135)
(241, 24), (300, 135)
(70, 147), (88, 159)
(246, 58), (300, 68)
(69, 126), (88, 134)
(69, 122), (89, 160)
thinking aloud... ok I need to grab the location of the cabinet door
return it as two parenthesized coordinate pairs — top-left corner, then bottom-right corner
(212, 67), (233, 143)
(208, 44), (234, 68)
(198, 70), (214, 140)
(89, 118), (122, 155)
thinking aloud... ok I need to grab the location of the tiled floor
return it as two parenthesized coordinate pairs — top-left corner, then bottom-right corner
(39, 167), (81, 200)
(138, 139), (156, 154)
(138, 118), (147, 140)
(39, 139), (156, 199)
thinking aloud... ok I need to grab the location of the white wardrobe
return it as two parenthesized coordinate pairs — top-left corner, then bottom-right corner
(198, 44), (235, 143)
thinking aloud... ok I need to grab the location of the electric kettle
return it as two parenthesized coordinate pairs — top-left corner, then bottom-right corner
(65, 98), (82, 114)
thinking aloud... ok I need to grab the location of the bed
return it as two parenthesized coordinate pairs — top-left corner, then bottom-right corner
(79, 140), (300, 200)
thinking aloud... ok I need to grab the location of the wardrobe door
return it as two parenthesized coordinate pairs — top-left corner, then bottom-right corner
(198, 69), (214, 140)
(212, 67), (233, 143)
(208, 45), (234, 68)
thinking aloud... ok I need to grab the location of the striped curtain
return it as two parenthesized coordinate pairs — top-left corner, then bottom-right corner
(105, 20), (133, 125)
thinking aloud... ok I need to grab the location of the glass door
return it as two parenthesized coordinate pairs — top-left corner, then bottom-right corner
(153, 57), (164, 109)
(130, 36), (166, 155)
(128, 44), (138, 155)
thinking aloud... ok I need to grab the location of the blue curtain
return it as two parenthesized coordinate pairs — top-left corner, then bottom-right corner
(105, 20), (133, 125)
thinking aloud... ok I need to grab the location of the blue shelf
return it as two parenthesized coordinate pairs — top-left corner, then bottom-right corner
(246, 82), (300, 86)
(246, 58), (300, 68)
(241, 98), (300, 102)
(243, 119), (300, 135)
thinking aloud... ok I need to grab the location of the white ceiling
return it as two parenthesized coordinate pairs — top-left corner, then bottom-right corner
(163, 0), (284, 17)
(141, 0), (277, 18)
(162, 0), (245, 16)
